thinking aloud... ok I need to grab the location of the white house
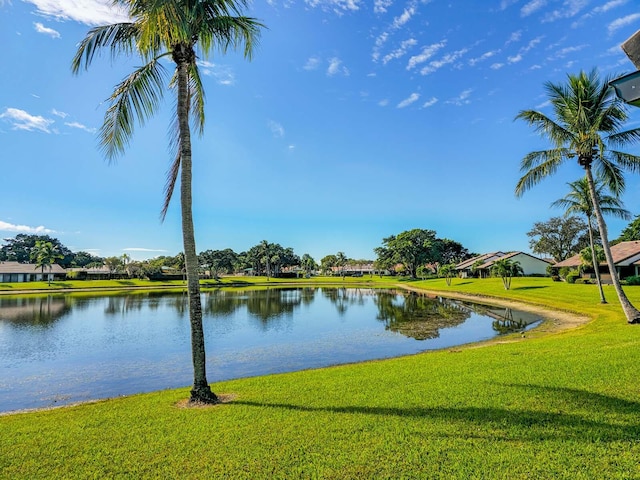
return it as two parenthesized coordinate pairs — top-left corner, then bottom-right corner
(457, 252), (552, 278)
(0, 261), (66, 283)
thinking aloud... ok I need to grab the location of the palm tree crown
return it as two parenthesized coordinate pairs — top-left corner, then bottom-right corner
(551, 177), (631, 222)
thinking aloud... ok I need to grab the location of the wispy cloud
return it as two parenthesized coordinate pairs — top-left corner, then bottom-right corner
(303, 56), (321, 71)
(374, 0), (393, 14)
(446, 89), (473, 106)
(378, 99), (389, 107)
(547, 44), (587, 60)
(327, 57), (349, 76)
(197, 61), (235, 85)
(505, 30), (522, 45)
(268, 120), (285, 138)
(0, 220), (55, 234)
(34, 22), (60, 38)
(304, 0), (361, 14)
(24, 0), (129, 25)
(65, 121), (97, 133)
(406, 40), (447, 70)
(397, 92), (420, 108)
(542, 0), (589, 23)
(0, 108), (54, 133)
(608, 13), (640, 35)
(422, 97), (438, 108)
(469, 49), (500, 66)
(382, 38), (417, 64)
(419, 47), (470, 76)
(521, 0), (547, 17)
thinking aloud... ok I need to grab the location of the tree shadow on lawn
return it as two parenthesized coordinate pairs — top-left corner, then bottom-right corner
(116, 280), (136, 286)
(512, 285), (549, 290)
(233, 384), (640, 442)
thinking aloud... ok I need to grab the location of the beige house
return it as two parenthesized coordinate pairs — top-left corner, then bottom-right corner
(0, 261), (66, 283)
(553, 240), (640, 283)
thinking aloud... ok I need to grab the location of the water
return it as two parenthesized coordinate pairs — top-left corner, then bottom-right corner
(0, 287), (541, 413)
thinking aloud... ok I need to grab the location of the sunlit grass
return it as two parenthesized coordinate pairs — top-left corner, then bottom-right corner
(2, 277), (640, 478)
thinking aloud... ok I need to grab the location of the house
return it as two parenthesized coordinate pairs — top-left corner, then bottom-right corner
(0, 261), (66, 283)
(457, 252), (552, 278)
(553, 240), (640, 283)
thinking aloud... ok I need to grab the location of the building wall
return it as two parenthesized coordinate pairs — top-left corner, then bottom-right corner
(511, 254), (550, 276)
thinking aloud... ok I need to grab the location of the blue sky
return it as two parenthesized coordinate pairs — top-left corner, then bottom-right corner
(2, 0), (640, 262)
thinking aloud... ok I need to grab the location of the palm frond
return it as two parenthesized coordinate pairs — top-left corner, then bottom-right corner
(161, 151), (181, 222)
(594, 155), (626, 196)
(514, 110), (572, 147)
(100, 58), (168, 160)
(71, 23), (139, 73)
(188, 63), (206, 135)
(608, 127), (640, 147)
(608, 150), (640, 174)
(519, 149), (565, 172)
(515, 155), (563, 197)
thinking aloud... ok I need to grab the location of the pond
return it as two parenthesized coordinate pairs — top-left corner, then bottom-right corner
(0, 287), (542, 413)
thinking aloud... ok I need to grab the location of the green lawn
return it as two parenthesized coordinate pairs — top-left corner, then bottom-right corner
(2, 277), (640, 479)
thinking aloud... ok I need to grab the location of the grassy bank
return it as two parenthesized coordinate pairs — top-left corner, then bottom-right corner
(2, 278), (640, 478)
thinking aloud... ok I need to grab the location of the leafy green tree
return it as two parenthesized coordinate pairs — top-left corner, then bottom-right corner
(300, 253), (317, 276)
(616, 215), (640, 242)
(527, 216), (589, 262)
(491, 259), (523, 290)
(71, 251), (104, 268)
(515, 69), (640, 323)
(1, 234), (73, 266)
(552, 176), (630, 303)
(335, 251), (347, 278)
(375, 229), (442, 279)
(438, 239), (471, 267)
(73, 0), (263, 402)
(30, 240), (63, 286)
(199, 249), (238, 280)
(320, 254), (337, 275)
(438, 263), (457, 286)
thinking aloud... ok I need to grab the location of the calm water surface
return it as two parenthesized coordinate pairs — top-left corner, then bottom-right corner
(0, 288), (541, 413)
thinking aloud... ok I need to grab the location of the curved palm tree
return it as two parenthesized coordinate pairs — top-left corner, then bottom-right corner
(491, 259), (523, 290)
(551, 176), (631, 304)
(72, 0), (263, 403)
(515, 69), (640, 323)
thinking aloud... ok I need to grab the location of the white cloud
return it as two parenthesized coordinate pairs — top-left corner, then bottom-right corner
(506, 30), (522, 45)
(422, 97), (438, 108)
(446, 89), (473, 106)
(397, 92), (420, 108)
(0, 108), (54, 133)
(392, 5), (416, 29)
(303, 56), (321, 71)
(378, 99), (389, 107)
(491, 63), (505, 70)
(382, 38), (417, 65)
(508, 53), (523, 63)
(542, 0), (588, 22)
(304, 0), (361, 14)
(521, 0), (547, 17)
(327, 57), (349, 76)
(595, 0), (628, 13)
(0, 220), (55, 234)
(51, 109), (68, 118)
(419, 47), (469, 75)
(268, 120), (285, 138)
(374, 0), (393, 14)
(34, 22), (60, 38)
(65, 121), (97, 133)
(24, 0), (129, 26)
(548, 44), (587, 60)
(406, 40), (447, 70)
(608, 13), (640, 35)
(197, 61), (235, 85)
(469, 49), (500, 66)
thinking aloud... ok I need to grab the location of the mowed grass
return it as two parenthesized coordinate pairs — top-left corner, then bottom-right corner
(2, 277), (640, 479)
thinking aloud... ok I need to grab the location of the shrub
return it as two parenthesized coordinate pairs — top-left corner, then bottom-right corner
(625, 275), (640, 286)
(574, 278), (592, 285)
(551, 275), (561, 282)
(566, 273), (579, 284)
(559, 267), (572, 279)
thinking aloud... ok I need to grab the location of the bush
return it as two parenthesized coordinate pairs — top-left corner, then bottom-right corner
(566, 273), (579, 284)
(625, 275), (640, 286)
(559, 267), (572, 279)
(551, 275), (561, 282)
(574, 278), (592, 285)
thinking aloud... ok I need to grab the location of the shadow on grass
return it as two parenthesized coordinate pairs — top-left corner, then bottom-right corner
(233, 385), (640, 442)
(454, 281), (472, 286)
(0, 284), (13, 288)
(50, 282), (73, 288)
(116, 281), (136, 286)
(512, 286), (548, 291)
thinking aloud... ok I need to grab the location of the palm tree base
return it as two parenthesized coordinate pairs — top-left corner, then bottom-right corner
(189, 383), (219, 404)
(627, 317), (640, 325)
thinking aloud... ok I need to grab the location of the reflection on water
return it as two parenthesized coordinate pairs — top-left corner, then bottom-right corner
(0, 288), (542, 413)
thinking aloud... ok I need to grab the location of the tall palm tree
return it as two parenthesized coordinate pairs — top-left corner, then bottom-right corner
(72, 0), (263, 403)
(515, 69), (640, 323)
(30, 240), (63, 286)
(551, 176), (631, 304)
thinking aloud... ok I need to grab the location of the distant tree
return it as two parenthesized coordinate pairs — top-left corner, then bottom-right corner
(71, 251), (104, 268)
(527, 216), (589, 262)
(616, 215), (640, 243)
(438, 263), (457, 286)
(104, 256), (123, 278)
(416, 265), (431, 280)
(491, 259), (523, 290)
(300, 253), (317, 277)
(1, 234), (73, 265)
(375, 229), (442, 279)
(438, 239), (471, 267)
(199, 249), (238, 280)
(552, 176), (630, 304)
(335, 252), (347, 278)
(30, 240), (63, 286)
(320, 254), (337, 275)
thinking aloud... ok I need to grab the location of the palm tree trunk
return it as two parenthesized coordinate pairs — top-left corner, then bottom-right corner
(586, 215), (607, 303)
(177, 55), (217, 403)
(585, 167), (640, 323)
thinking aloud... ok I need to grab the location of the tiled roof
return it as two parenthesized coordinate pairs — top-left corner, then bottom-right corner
(0, 261), (66, 274)
(455, 252), (504, 270)
(553, 241), (640, 268)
